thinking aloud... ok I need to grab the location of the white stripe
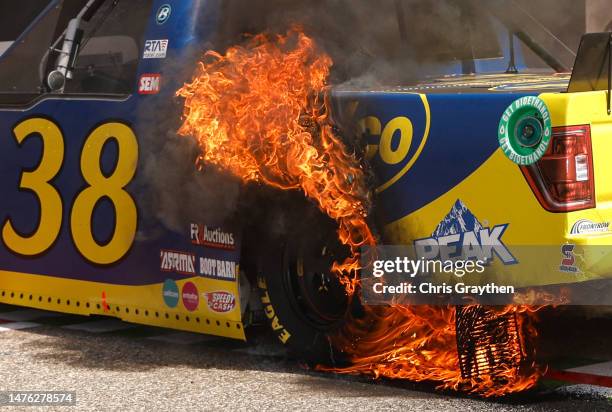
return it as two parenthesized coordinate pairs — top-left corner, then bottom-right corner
(63, 319), (134, 333)
(0, 41), (12, 57)
(0, 309), (62, 322)
(567, 360), (612, 377)
(147, 332), (216, 345)
(0, 322), (40, 332)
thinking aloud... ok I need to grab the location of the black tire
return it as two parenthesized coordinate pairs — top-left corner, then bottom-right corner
(256, 236), (352, 365)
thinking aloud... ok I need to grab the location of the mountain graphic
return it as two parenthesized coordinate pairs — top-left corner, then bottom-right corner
(432, 199), (483, 238)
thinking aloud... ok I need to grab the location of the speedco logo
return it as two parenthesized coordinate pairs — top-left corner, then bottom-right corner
(571, 219), (610, 235)
(190, 224), (235, 250)
(414, 200), (517, 264)
(204, 291), (236, 313)
(160, 250), (196, 275)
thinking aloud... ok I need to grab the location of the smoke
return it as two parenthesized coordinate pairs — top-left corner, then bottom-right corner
(215, 0), (509, 86)
(138, 0), (586, 237)
(136, 42), (334, 241)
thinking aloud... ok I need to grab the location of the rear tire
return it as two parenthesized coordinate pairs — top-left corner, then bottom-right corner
(256, 237), (351, 365)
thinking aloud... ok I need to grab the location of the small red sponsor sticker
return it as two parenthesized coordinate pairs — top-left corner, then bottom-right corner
(138, 73), (161, 94)
(205, 291), (236, 313)
(182, 281), (199, 312)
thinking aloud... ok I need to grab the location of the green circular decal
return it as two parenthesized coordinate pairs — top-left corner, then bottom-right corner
(498, 96), (552, 165)
(163, 279), (179, 308)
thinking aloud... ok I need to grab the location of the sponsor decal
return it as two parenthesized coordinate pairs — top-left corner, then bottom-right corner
(414, 199), (517, 264)
(199, 257), (237, 281)
(156, 4), (172, 25)
(143, 39), (168, 59)
(498, 96), (552, 166)
(182, 281), (199, 312)
(205, 291), (236, 313)
(190, 224), (235, 250)
(160, 250), (196, 275)
(138, 73), (161, 94)
(257, 277), (291, 344)
(570, 219), (611, 235)
(162, 279), (179, 308)
(560, 244), (579, 273)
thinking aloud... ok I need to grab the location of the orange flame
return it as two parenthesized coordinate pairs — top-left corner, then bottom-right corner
(177, 29), (375, 294)
(177, 28), (542, 397)
(325, 305), (544, 397)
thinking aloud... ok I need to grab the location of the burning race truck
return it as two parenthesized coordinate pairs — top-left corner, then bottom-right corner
(1, 0), (611, 397)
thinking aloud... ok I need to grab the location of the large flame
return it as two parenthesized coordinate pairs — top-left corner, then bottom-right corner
(177, 29), (374, 294)
(177, 28), (541, 397)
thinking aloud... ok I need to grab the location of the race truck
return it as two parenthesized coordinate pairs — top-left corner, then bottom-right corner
(1, 0), (611, 388)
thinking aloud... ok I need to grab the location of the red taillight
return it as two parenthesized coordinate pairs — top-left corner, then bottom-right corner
(521, 125), (595, 212)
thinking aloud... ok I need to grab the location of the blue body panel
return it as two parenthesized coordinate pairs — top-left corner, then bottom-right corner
(332, 91), (532, 224)
(0, 0), (240, 287)
(0, 0), (547, 287)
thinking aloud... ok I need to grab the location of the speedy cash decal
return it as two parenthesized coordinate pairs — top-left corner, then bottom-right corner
(160, 249), (196, 275)
(204, 291), (236, 313)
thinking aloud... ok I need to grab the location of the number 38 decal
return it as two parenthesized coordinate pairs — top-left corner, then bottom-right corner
(2, 118), (138, 265)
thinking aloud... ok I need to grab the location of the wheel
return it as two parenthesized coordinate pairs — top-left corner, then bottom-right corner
(256, 235), (352, 365)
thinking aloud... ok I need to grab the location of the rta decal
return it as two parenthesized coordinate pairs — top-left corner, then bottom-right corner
(143, 40), (168, 59)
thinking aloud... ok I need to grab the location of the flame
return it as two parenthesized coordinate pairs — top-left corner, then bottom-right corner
(325, 305), (544, 397)
(177, 29), (375, 293)
(177, 28), (542, 397)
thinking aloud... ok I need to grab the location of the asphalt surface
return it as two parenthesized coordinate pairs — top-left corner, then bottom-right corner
(0, 307), (610, 411)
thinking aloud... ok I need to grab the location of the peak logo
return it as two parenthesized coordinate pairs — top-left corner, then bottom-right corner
(190, 224), (235, 250)
(414, 200), (517, 265)
(160, 250), (196, 275)
(205, 291), (236, 313)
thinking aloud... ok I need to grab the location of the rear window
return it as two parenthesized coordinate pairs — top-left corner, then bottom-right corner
(217, 0), (578, 84)
(218, 0), (504, 84)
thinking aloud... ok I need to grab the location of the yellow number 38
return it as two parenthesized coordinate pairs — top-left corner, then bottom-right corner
(2, 118), (139, 265)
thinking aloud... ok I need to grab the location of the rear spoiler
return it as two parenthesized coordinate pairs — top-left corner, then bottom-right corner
(568, 32), (612, 115)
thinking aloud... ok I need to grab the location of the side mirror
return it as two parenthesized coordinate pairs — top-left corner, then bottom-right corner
(47, 70), (66, 92)
(46, 18), (83, 92)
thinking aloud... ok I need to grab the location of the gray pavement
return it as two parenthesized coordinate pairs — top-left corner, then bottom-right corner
(0, 319), (610, 411)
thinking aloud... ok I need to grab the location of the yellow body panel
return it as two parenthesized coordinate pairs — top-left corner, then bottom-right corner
(384, 90), (612, 287)
(0, 270), (246, 340)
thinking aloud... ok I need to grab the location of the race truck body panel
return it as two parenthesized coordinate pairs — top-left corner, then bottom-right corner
(0, 0), (610, 341)
(332, 74), (612, 291)
(0, 0), (246, 340)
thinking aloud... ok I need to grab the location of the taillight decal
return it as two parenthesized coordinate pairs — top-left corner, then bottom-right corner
(520, 125), (595, 213)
